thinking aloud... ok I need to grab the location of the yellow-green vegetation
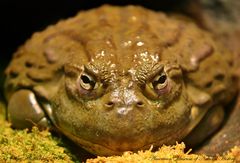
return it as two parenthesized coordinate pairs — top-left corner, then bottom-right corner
(0, 100), (76, 162)
(88, 143), (239, 163)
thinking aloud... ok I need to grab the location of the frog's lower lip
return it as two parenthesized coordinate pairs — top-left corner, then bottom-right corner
(69, 133), (158, 155)
(60, 124), (187, 156)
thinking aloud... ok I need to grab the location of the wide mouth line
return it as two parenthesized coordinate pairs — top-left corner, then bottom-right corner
(62, 124), (187, 153)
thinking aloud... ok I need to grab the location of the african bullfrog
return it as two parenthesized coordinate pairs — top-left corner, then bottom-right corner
(3, 5), (238, 156)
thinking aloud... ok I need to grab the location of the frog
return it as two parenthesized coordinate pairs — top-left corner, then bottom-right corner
(3, 5), (238, 156)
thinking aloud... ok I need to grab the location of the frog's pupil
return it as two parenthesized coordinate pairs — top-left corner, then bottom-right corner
(158, 75), (166, 84)
(152, 75), (167, 89)
(81, 75), (91, 84)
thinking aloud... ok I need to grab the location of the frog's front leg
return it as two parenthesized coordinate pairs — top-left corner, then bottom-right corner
(184, 105), (224, 148)
(195, 96), (240, 155)
(7, 89), (52, 129)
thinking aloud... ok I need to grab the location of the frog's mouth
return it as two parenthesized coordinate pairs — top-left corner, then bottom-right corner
(57, 120), (189, 156)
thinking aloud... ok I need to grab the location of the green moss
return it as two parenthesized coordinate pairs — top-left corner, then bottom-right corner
(0, 100), (77, 162)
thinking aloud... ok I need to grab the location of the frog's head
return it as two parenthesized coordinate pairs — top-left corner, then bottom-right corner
(50, 37), (192, 155)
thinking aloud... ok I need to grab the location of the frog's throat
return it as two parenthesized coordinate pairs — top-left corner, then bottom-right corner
(55, 123), (188, 156)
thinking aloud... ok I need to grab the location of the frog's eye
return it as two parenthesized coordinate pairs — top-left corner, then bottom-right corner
(79, 73), (97, 90)
(144, 72), (169, 99)
(151, 73), (168, 91)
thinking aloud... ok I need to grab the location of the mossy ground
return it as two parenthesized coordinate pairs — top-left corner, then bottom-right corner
(0, 97), (239, 162)
(87, 143), (240, 163)
(0, 100), (78, 162)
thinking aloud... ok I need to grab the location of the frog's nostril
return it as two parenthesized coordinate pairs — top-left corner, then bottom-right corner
(105, 101), (114, 108)
(136, 101), (144, 108)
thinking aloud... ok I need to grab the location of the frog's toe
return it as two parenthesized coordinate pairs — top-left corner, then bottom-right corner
(7, 89), (51, 129)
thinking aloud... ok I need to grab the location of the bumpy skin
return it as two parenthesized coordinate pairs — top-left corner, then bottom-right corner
(4, 5), (237, 156)
(185, 0), (240, 155)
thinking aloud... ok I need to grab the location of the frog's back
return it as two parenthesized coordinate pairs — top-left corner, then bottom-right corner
(4, 5), (236, 104)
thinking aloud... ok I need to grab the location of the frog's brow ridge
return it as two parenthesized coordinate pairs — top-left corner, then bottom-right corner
(85, 63), (115, 83)
(135, 63), (164, 83)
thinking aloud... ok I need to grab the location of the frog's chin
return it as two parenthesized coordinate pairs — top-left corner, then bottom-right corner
(57, 124), (189, 156)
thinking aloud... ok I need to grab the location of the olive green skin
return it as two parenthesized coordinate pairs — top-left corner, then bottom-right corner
(4, 5), (237, 156)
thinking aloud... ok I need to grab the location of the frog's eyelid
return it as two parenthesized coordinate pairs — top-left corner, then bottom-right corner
(146, 65), (164, 81)
(64, 64), (82, 77)
(64, 64), (98, 78)
(134, 64), (163, 84)
(84, 65), (113, 83)
(83, 65), (99, 77)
